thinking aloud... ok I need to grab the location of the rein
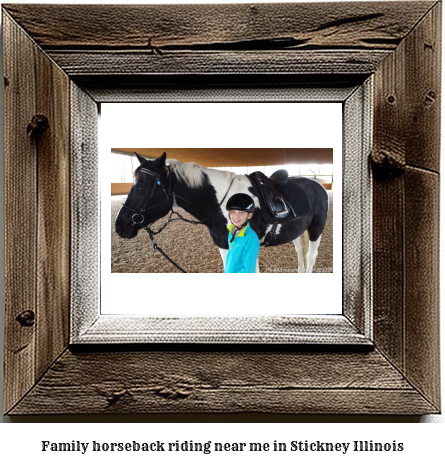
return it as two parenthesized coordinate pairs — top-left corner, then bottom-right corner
(122, 167), (235, 273)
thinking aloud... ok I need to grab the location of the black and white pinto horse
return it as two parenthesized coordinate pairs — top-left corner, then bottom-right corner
(115, 152), (329, 273)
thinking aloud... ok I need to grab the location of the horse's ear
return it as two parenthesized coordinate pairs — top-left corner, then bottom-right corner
(158, 152), (167, 167)
(134, 152), (147, 166)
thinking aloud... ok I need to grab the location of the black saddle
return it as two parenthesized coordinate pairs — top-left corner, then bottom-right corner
(268, 169), (289, 185)
(249, 170), (309, 223)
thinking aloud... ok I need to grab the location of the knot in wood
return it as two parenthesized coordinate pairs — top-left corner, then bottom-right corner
(424, 90), (436, 105)
(16, 310), (35, 327)
(27, 114), (49, 141)
(370, 149), (405, 179)
(95, 385), (130, 405)
(105, 390), (128, 405)
(154, 386), (191, 400)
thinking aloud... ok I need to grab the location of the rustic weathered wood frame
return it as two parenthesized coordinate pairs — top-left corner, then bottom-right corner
(74, 84), (372, 345)
(3, 2), (441, 415)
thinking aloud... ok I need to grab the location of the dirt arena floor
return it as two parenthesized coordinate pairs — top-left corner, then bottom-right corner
(111, 191), (333, 273)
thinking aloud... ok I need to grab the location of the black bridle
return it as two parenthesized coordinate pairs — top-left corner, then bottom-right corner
(121, 166), (234, 273)
(121, 167), (172, 227)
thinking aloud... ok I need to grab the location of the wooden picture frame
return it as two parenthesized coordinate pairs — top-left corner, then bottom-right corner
(2, 2), (441, 415)
(77, 88), (368, 345)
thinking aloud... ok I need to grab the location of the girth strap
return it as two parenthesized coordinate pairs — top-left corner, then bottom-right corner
(260, 220), (280, 247)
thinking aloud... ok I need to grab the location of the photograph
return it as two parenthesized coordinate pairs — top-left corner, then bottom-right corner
(100, 102), (343, 318)
(111, 148), (334, 275)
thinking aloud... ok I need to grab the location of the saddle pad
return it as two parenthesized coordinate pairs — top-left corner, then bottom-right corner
(249, 175), (311, 225)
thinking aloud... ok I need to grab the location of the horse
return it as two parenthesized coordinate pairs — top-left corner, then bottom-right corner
(114, 152), (329, 273)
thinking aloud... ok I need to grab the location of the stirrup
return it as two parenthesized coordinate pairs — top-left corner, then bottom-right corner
(274, 198), (289, 217)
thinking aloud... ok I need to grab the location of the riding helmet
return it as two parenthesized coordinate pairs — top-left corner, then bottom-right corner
(226, 193), (255, 213)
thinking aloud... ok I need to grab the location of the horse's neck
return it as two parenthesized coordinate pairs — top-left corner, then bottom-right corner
(170, 171), (213, 221)
(206, 166), (234, 189)
(172, 168), (232, 223)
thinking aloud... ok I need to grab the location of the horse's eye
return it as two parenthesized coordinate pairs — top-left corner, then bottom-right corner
(137, 187), (144, 192)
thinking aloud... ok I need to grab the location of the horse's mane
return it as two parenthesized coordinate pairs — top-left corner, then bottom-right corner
(167, 160), (203, 188)
(168, 159), (234, 189)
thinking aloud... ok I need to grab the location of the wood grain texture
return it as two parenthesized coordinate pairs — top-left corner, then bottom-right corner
(74, 316), (370, 346)
(342, 81), (372, 337)
(372, 2), (441, 173)
(35, 37), (71, 382)
(404, 168), (441, 408)
(372, 2), (441, 411)
(2, 2), (441, 416)
(2, 2), (435, 49)
(70, 83), (99, 338)
(3, 12), (38, 414)
(8, 349), (437, 415)
(372, 175), (405, 368)
(404, 2), (441, 172)
(78, 75), (364, 104)
(372, 10), (407, 372)
(2, 2), (434, 79)
(3, 10), (72, 412)
(46, 50), (390, 76)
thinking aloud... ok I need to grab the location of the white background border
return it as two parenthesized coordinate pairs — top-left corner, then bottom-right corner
(101, 102), (342, 316)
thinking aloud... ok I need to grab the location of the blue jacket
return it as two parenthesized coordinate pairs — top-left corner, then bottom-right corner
(225, 223), (260, 273)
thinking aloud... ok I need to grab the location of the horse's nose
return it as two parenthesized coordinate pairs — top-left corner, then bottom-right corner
(115, 221), (121, 236)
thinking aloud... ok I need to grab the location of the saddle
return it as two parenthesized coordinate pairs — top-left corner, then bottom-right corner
(248, 170), (311, 246)
(250, 170), (307, 220)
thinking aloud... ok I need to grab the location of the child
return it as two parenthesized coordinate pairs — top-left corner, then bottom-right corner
(225, 193), (260, 273)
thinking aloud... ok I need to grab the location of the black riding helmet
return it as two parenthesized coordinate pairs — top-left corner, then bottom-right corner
(226, 193), (255, 243)
(226, 193), (255, 213)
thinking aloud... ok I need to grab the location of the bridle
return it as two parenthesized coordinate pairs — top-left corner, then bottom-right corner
(121, 167), (173, 228)
(120, 166), (234, 273)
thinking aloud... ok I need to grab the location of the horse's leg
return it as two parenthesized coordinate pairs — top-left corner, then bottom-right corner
(303, 230), (309, 264)
(292, 235), (306, 273)
(219, 248), (228, 270)
(305, 188), (329, 273)
(306, 235), (322, 273)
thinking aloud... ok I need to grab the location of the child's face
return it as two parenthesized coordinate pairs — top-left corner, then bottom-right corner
(230, 210), (252, 227)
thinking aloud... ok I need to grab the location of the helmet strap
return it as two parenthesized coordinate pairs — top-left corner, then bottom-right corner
(229, 220), (248, 243)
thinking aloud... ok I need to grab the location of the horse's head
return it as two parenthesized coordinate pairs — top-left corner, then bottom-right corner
(115, 152), (172, 239)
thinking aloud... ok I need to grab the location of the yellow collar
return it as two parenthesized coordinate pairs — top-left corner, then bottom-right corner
(228, 223), (248, 237)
